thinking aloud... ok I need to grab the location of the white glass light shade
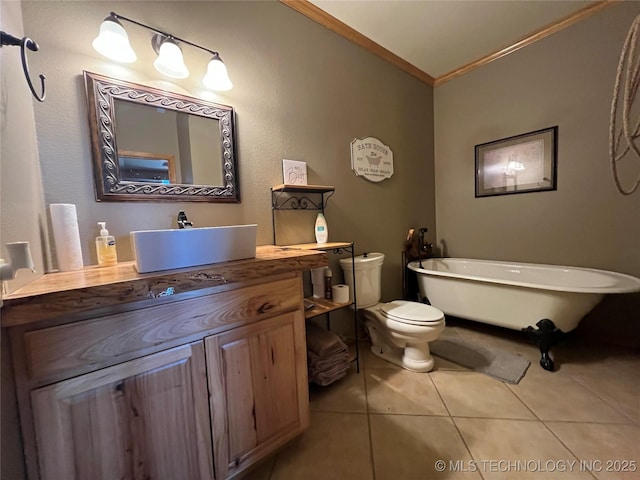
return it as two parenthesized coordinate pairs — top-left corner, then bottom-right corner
(202, 55), (233, 91)
(154, 39), (189, 79)
(92, 17), (137, 63)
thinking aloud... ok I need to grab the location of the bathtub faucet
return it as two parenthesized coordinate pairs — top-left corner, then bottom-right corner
(418, 228), (432, 268)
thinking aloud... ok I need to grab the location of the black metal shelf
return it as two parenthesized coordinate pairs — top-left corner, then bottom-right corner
(271, 184), (335, 212)
(271, 186), (359, 374)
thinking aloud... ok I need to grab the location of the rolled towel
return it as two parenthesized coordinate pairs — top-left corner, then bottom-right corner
(306, 323), (348, 357)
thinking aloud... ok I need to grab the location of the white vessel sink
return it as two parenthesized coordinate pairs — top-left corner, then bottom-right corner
(130, 224), (257, 273)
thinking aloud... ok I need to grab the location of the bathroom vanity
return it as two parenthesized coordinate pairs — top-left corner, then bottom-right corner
(1, 246), (326, 480)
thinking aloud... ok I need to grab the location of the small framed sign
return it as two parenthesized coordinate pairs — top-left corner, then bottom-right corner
(351, 137), (394, 182)
(282, 159), (308, 185)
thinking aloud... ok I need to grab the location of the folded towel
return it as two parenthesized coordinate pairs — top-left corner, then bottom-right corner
(306, 324), (351, 386)
(306, 323), (348, 357)
(308, 350), (350, 374)
(311, 364), (350, 386)
(307, 348), (350, 386)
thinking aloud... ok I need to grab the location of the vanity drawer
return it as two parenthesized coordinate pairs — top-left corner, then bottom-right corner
(24, 276), (302, 384)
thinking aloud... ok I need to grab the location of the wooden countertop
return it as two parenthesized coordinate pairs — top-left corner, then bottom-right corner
(1, 245), (327, 328)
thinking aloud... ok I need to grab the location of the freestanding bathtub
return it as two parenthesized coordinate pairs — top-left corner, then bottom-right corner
(407, 258), (640, 370)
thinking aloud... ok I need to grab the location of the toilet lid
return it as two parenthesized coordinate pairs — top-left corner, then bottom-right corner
(380, 300), (444, 325)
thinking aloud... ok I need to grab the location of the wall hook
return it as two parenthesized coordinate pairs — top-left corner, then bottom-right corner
(1, 31), (46, 102)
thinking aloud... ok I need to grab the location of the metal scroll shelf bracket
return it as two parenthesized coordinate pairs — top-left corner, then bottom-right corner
(271, 190), (335, 211)
(330, 243), (353, 255)
(1, 31), (46, 102)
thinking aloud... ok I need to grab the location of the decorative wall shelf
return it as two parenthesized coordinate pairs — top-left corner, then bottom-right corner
(271, 186), (360, 373)
(271, 184), (335, 211)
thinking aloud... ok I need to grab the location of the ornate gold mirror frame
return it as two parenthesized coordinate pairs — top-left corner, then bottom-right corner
(84, 71), (240, 202)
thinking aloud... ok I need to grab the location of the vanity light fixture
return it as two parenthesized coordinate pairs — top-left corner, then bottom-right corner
(92, 12), (232, 90)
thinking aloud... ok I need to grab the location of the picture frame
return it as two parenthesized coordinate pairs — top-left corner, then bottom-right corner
(475, 126), (558, 197)
(118, 150), (177, 184)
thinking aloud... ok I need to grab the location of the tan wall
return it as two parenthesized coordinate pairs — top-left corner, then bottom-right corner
(434, 2), (640, 346)
(0, 3), (48, 290)
(0, 2), (41, 477)
(20, 0), (435, 303)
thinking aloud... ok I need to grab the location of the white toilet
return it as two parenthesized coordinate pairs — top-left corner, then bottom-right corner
(339, 252), (445, 372)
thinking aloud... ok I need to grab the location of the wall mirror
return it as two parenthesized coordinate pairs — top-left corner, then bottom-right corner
(84, 71), (239, 202)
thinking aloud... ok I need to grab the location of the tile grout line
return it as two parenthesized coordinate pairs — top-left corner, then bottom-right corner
(567, 373), (639, 426)
(538, 421), (600, 480)
(504, 382), (545, 422)
(428, 371), (490, 480)
(362, 349), (378, 480)
(507, 372), (636, 426)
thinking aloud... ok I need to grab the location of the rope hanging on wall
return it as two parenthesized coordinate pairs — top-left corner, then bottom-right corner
(610, 14), (640, 196)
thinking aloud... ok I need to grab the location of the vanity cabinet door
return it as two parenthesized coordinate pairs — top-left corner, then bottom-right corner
(206, 310), (309, 479)
(30, 342), (213, 480)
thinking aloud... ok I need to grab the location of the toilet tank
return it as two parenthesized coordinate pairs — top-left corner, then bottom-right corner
(339, 252), (385, 309)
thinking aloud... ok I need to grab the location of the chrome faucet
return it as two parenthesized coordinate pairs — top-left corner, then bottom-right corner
(177, 211), (193, 229)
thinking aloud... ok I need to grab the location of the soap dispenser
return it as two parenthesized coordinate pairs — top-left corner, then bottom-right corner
(96, 222), (118, 267)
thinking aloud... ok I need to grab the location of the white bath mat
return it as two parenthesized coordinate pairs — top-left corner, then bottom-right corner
(430, 338), (531, 384)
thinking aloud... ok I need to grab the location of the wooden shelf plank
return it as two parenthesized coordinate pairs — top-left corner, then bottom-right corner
(271, 184), (335, 194)
(283, 242), (352, 252)
(304, 296), (352, 319)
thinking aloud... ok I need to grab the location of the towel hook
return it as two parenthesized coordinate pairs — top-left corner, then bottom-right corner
(1, 31), (46, 102)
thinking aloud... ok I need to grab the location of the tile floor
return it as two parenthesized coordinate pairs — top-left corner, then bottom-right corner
(245, 319), (639, 479)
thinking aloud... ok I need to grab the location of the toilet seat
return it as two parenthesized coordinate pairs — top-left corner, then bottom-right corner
(380, 300), (444, 326)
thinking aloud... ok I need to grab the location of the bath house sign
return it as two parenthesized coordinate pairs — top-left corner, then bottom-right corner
(350, 137), (394, 182)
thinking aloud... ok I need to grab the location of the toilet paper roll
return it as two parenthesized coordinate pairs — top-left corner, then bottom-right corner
(332, 284), (350, 304)
(50, 203), (83, 271)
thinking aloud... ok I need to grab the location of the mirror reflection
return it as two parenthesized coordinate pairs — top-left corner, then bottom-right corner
(84, 71), (239, 202)
(118, 150), (176, 184)
(114, 101), (223, 186)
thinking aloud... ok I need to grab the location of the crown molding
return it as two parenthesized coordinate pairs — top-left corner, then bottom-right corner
(280, 0), (436, 87)
(434, 1), (618, 86)
(281, 0), (618, 88)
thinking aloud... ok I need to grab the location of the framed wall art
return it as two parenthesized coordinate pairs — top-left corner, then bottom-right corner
(475, 126), (558, 197)
(118, 150), (177, 184)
